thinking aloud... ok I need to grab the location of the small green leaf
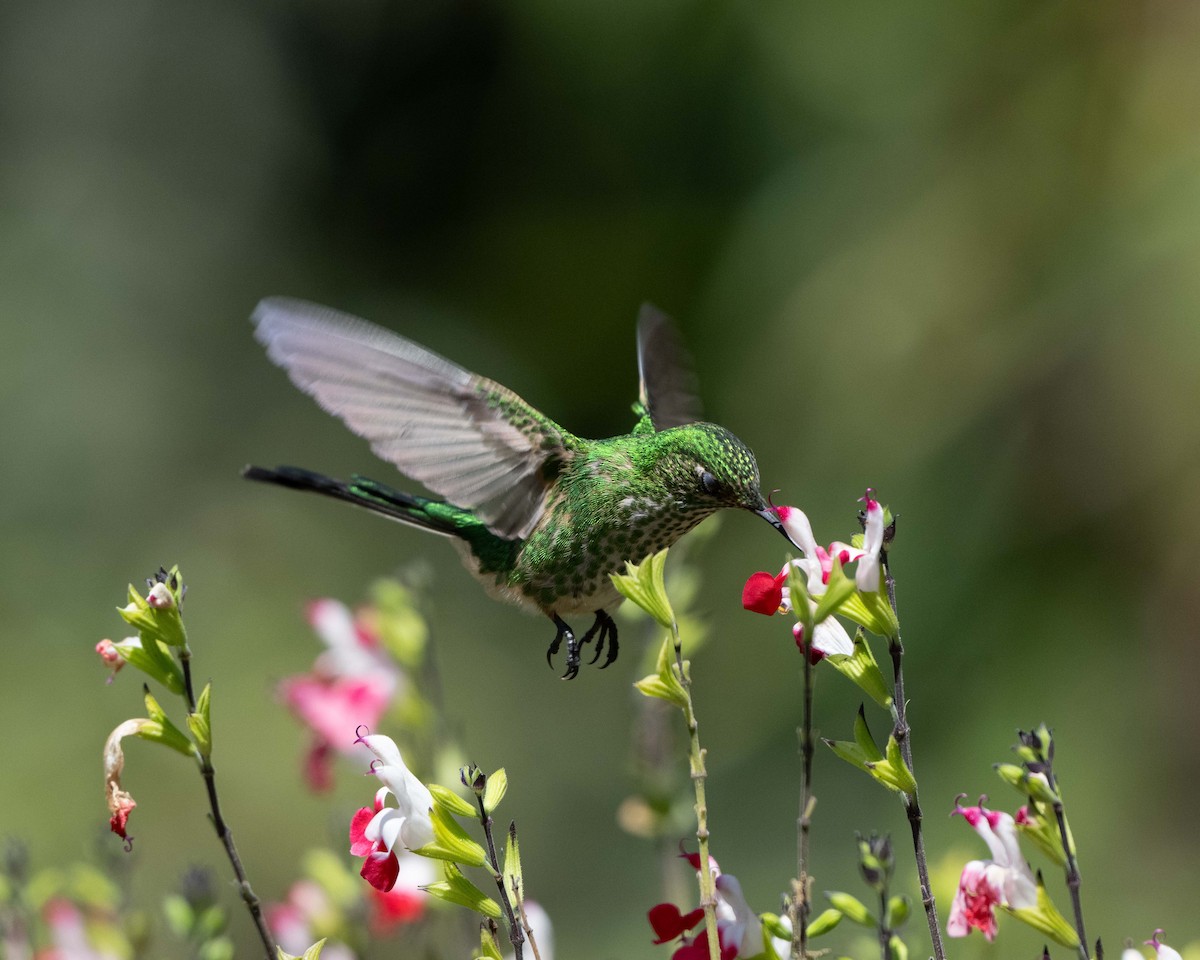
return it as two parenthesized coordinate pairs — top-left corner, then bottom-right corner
(824, 629), (892, 709)
(417, 805), (489, 868)
(807, 907), (843, 937)
(889, 934), (909, 960)
(277, 939), (325, 960)
(1006, 873), (1080, 948)
(477, 925), (505, 960)
(886, 895), (910, 928)
(422, 862), (502, 919)
(611, 549), (675, 629)
(825, 891), (874, 926)
(482, 769), (508, 815)
(502, 822), (523, 907)
(883, 735), (917, 795)
(428, 783), (477, 819)
(137, 690), (196, 757)
(633, 634), (688, 710)
(187, 683), (213, 758)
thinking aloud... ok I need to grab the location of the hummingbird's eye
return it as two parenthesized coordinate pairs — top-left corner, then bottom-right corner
(700, 471), (721, 497)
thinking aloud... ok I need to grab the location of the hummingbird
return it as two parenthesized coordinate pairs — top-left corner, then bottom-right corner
(244, 298), (797, 679)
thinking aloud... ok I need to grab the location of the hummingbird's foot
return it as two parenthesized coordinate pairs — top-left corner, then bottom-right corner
(584, 610), (620, 669)
(547, 614), (583, 680)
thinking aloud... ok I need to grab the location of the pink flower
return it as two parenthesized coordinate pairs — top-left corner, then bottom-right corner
(95, 639), (128, 682)
(279, 599), (401, 792)
(947, 803), (1037, 941)
(349, 735), (434, 892)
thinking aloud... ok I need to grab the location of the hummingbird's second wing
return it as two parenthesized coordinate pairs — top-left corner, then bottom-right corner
(636, 303), (703, 430)
(253, 297), (574, 540)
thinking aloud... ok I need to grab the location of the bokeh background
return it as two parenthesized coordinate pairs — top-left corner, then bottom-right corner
(3, 0), (1199, 956)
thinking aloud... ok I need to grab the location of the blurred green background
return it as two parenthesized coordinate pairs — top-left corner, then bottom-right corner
(3, 0), (1199, 956)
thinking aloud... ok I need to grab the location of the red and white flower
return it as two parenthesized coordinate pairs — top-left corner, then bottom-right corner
(947, 803), (1037, 941)
(648, 856), (763, 960)
(349, 735), (434, 892)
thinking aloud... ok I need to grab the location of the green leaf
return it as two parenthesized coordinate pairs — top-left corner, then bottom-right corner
(417, 805), (489, 868)
(633, 633), (688, 709)
(889, 934), (909, 960)
(610, 549), (676, 629)
(886, 895), (910, 928)
(1006, 873), (1080, 948)
(483, 769), (508, 815)
(422, 862), (502, 919)
(429, 783), (477, 819)
(807, 908), (843, 936)
(187, 683), (212, 758)
(138, 690), (196, 757)
(824, 629), (892, 709)
(477, 925), (505, 960)
(277, 939), (326, 960)
(825, 891), (874, 926)
(502, 822), (523, 907)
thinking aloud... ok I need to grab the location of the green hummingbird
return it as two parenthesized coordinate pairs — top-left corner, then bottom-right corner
(244, 298), (797, 678)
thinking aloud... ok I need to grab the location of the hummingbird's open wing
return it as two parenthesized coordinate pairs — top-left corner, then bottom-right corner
(253, 297), (573, 540)
(636, 303), (703, 430)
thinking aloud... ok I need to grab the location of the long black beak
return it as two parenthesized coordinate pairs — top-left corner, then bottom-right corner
(754, 504), (803, 552)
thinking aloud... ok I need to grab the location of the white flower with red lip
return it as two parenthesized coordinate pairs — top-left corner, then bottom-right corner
(947, 803), (1037, 941)
(741, 504), (861, 660)
(349, 735), (434, 892)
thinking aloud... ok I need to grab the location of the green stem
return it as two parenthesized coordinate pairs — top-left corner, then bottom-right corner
(672, 622), (720, 960)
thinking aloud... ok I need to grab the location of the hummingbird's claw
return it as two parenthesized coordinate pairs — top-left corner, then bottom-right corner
(548, 614), (582, 680)
(584, 610), (620, 668)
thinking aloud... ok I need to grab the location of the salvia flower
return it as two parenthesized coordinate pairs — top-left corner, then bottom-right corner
(947, 802), (1036, 940)
(349, 735), (434, 892)
(279, 599), (402, 791)
(649, 860), (763, 960)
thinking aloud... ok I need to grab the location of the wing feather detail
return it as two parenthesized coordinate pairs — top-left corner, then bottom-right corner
(636, 303), (703, 430)
(253, 297), (572, 540)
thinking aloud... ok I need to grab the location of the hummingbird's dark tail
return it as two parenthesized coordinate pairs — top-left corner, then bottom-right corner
(242, 465), (462, 539)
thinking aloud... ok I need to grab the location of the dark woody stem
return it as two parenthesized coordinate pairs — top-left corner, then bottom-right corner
(475, 800), (525, 960)
(884, 565), (946, 960)
(789, 646), (815, 960)
(1038, 742), (1089, 960)
(179, 648), (276, 960)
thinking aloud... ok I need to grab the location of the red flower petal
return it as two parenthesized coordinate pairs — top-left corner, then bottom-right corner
(359, 851), (400, 892)
(349, 807), (376, 856)
(649, 903), (705, 943)
(742, 572), (784, 615)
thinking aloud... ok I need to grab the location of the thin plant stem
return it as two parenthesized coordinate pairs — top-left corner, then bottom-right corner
(179, 649), (276, 960)
(516, 899), (544, 960)
(883, 564), (946, 960)
(1035, 734), (1089, 960)
(878, 886), (893, 960)
(671, 622), (721, 960)
(790, 647), (815, 960)
(474, 799), (525, 960)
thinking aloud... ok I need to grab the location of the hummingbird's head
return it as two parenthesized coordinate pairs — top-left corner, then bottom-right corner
(667, 424), (802, 550)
